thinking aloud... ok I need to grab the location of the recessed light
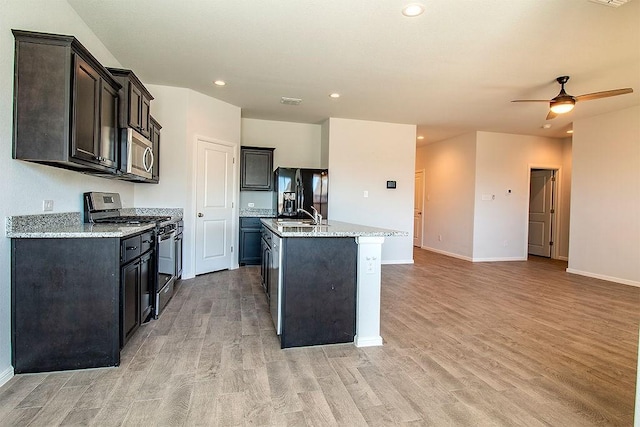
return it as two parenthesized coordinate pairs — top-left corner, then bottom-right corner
(402, 3), (425, 17)
(542, 124), (552, 129)
(213, 80), (226, 87)
(329, 93), (340, 99)
(566, 130), (574, 134)
(417, 135), (425, 140)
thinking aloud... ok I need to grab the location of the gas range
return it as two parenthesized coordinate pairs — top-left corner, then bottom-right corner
(83, 192), (172, 226)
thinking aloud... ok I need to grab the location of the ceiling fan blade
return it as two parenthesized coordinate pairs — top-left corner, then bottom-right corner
(546, 110), (558, 120)
(575, 88), (633, 102)
(511, 99), (549, 103)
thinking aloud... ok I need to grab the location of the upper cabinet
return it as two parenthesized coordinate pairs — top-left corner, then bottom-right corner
(149, 116), (162, 183)
(12, 30), (121, 173)
(240, 146), (275, 191)
(106, 68), (154, 139)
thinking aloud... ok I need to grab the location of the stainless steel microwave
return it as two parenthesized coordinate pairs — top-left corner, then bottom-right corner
(121, 128), (153, 180)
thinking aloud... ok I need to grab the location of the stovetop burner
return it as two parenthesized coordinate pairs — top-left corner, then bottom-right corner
(92, 215), (172, 225)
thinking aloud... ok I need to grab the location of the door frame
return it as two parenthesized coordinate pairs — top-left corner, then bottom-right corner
(414, 169), (425, 248)
(526, 164), (562, 260)
(190, 135), (239, 276)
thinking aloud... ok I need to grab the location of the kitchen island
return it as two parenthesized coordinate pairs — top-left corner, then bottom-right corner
(260, 218), (407, 349)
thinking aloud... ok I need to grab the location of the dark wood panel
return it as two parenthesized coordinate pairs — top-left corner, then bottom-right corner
(281, 237), (357, 348)
(11, 238), (120, 373)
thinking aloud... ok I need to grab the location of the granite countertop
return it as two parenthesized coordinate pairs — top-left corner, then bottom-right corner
(261, 218), (408, 238)
(6, 210), (183, 239)
(239, 208), (276, 218)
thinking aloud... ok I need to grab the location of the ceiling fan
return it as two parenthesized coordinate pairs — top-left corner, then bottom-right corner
(512, 76), (633, 120)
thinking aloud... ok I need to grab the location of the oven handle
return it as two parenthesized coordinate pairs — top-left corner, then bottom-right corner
(159, 231), (176, 242)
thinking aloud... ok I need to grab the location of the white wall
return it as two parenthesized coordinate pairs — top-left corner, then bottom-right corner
(558, 138), (572, 261)
(241, 118), (321, 169)
(474, 132), (565, 261)
(420, 133), (477, 260)
(239, 118), (321, 209)
(327, 118), (415, 263)
(135, 85), (241, 278)
(568, 106), (640, 286)
(0, 0), (136, 384)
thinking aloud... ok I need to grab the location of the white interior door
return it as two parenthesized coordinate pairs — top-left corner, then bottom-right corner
(195, 139), (234, 274)
(414, 170), (424, 247)
(528, 169), (554, 257)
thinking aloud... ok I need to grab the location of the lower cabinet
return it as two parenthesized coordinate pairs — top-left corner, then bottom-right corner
(239, 217), (263, 265)
(11, 229), (156, 373)
(120, 231), (154, 347)
(280, 237), (357, 348)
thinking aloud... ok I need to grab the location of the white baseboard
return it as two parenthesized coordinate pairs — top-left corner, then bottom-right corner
(566, 268), (640, 288)
(421, 247), (473, 262)
(382, 259), (414, 265)
(0, 366), (14, 388)
(472, 256), (527, 262)
(354, 335), (383, 347)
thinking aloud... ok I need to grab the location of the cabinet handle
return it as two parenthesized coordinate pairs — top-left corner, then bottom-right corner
(142, 240), (152, 244)
(198, 213), (204, 217)
(126, 246), (138, 251)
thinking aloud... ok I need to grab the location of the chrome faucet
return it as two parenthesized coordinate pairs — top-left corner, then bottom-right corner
(297, 207), (322, 225)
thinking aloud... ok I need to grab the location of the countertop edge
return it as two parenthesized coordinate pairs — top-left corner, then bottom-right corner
(260, 218), (408, 238)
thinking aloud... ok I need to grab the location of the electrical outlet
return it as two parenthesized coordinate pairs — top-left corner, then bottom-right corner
(248, 202), (255, 208)
(43, 200), (53, 212)
(363, 190), (369, 198)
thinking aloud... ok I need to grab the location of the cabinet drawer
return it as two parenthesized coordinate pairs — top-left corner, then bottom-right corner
(121, 235), (141, 264)
(140, 231), (154, 254)
(240, 217), (262, 229)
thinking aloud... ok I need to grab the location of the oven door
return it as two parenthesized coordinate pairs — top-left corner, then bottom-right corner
(156, 230), (176, 317)
(123, 128), (154, 180)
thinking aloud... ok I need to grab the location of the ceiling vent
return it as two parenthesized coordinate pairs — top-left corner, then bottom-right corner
(280, 97), (302, 106)
(589, 0), (631, 7)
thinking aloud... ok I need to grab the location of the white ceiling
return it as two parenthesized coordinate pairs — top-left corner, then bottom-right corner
(67, 0), (639, 145)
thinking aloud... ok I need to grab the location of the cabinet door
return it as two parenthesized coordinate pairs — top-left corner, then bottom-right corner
(139, 251), (153, 323)
(240, 148), (274, 191)
(150, 118), (161, 182)
(239, 229), (262, 265)
(121, 261), (140, 346)
(140, 95), (151, 137)
(128, 83), (142, 130)
(98, 81), (118, 169)
(72, 55), (100, 162)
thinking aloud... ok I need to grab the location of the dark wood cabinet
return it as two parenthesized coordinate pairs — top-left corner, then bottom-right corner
(107, 68), (154, 139)
(240, 147), (275, 191)
(239, 217), (263, 265)
(280, 238), (357, 348)
(149, 116), (162, 183)
(12, 30), (121, 174)
(119, 230), (154, 347)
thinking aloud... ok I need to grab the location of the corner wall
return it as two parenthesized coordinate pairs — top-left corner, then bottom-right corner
(135, 85), (241, 278)
(327, 118), (415, 263)
(420, 133), (477, 259)
(568, 105), (640, 286)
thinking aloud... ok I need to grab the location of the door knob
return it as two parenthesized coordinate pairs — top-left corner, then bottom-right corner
(198, 213), (204, 217)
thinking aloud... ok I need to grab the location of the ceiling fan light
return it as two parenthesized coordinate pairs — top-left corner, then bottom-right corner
(550, 100), (575, 114)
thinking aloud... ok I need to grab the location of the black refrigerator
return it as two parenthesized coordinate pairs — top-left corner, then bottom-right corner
(274, 168), (328, 219)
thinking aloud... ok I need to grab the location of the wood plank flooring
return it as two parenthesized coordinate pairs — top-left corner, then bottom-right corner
(1, 249), (638, 426)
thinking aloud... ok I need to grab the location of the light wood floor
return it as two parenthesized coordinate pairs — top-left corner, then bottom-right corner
(1, 249), (638, 426)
